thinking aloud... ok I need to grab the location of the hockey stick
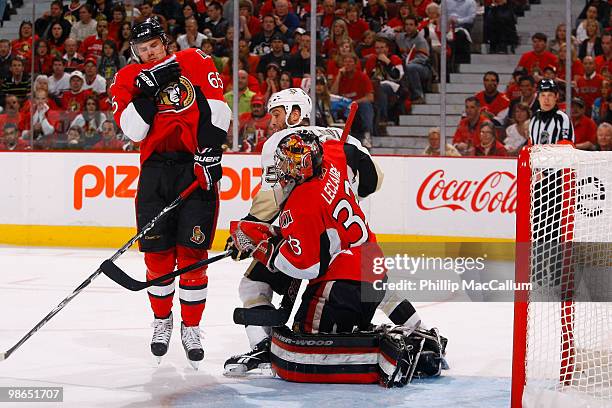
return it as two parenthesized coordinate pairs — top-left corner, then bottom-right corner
(0, 180), (200, 362)
(101, 250), (231, 291)
(233, 277), (301, 326)
(339, 102), (358, 144)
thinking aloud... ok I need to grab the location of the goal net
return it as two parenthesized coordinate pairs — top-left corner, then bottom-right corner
(512, 145), (612, 408)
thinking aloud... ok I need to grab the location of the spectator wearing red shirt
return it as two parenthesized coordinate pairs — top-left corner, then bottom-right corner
(107, 4), (126, 43)
(475, 71), (510, 125)
(326, 39), (362, 81)
(388, 3), (414, 29)
(595, 32), (612, 76)
(577, 56), (604, 115)
(571, 97), (598, 150)
(475, 121), (507, 156)
(321, 19), (350, 58)
(238, 94), (271, 152)
(20, 89), (61, 149)
(505, 67), (527, 100)
(0, 123), (30, 151)
(453, 96), (487, 155)
(11, 21), (37, 64)
(60, 70), (92, 123)
(365, 37), (404, 124)
(33, 40), (54, 75)
(47, 22), (68, 57)
(411, 0), (433, 19)
(556, 43), (584, 83)
(516, 32), (559, 75)
(321, 0), (339, 30)
(240, 0), (261, 37)
(345, 4), (370, 41)
(0, 95), (22, 131)
(80, 19), (109, 59)
(331, 53), (375, 145)
(92, 120), (124, 150)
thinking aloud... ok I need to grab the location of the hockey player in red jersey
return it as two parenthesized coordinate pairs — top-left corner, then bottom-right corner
(223, 89), (422, 377)
(109, 18), (231, 369)
(228, 131), (448, 385)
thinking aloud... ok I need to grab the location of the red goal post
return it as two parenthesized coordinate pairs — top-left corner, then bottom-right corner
(511, 144), (612, 408)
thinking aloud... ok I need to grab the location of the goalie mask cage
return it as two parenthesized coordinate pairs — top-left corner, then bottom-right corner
(512, 145), (612, 408)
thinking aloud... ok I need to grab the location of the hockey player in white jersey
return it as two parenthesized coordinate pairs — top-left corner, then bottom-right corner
(223, 88), (423, 376)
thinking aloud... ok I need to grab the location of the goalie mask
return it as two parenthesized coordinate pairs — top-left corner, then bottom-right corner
(274, 131), (323, 187)
(130, 18), (170, 63)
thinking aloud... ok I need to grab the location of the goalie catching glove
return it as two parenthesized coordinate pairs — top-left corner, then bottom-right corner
(194, 147), (223, 190)
(229, 220), (282, 267)
(134, 57), (181, 97)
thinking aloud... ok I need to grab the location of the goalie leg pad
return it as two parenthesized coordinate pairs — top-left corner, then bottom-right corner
(270, 326), (381, 384)
(378, 327), (424, 388)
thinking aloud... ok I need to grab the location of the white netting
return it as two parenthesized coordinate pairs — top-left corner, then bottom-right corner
(523, 145), (612, 407)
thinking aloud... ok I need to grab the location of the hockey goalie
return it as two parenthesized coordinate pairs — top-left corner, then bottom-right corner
(227, 126), (447, 387)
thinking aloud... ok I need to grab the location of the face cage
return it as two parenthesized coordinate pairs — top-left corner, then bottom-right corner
(274, 147), (314, 187)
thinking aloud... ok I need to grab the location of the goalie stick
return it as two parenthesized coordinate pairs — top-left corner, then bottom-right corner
(101, 250), (231, 291)
(0, 180), (200, 362)
(232, 102), (359, 327)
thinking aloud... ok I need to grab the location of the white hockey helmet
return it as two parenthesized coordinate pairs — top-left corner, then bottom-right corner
(267, 88), (312, 128)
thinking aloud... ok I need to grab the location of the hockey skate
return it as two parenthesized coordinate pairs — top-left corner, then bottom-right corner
(181, 322), (204, 370)
(223, 338), (274, 377)
(151, 313), (173, 365)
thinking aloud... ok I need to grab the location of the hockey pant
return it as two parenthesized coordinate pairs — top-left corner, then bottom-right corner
(137, 152), (219, 327)
(239, 261), (422, 347)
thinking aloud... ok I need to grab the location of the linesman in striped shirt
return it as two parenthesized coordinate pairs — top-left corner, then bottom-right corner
(529, 79), (575, 145)
(529, 79), (575, 295)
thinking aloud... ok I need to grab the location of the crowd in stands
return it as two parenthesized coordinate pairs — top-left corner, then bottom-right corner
(0, 0), (609, 156)
(425, 0), (612, 157)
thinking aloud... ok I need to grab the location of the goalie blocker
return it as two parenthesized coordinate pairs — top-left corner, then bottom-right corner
(270, 325), (448, 387)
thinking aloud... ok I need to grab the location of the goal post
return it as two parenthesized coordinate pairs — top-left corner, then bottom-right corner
(512, 145), (612, 408)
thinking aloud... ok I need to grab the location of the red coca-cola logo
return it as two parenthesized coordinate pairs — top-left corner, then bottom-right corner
(416, 169), (517, 213)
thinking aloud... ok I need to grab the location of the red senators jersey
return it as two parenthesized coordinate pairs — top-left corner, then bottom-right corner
(110, 48), (231, 163)
(577, 72), (604, 112)
(60, 89), (93, 121)
(272, 139), (383, 286)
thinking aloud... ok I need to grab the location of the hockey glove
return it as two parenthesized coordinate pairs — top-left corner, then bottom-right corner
(225, 235), (251, 261)
(251, 236), (283, 271)
(194, 147), (223, 190)
(229, 220), (280, 260)
(134, 59), (181, 97)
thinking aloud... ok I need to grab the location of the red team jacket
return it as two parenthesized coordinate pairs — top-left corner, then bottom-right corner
(110, 48), (231, 163)
(273, 139), (384, 286)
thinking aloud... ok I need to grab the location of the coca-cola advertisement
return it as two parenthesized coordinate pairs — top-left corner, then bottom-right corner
(364, 156), (518, 240)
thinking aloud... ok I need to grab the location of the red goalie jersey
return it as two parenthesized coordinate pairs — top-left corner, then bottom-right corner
(110, 48), (231, 163)
(272, 139), (384, 285)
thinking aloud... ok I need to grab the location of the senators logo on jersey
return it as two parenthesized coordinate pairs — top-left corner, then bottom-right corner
(157, 76), (196, 114)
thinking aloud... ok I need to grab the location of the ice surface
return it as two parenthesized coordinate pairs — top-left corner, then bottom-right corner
(0, 247), (514, 407)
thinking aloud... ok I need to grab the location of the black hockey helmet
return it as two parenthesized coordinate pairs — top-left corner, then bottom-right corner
(537, 79), (559, 94)
(130, 18), (170, 62)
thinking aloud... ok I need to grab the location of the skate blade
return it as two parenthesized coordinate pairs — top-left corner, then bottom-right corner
(154, 356), (163, 366)
(188, 360), (200, 371)
(223, 363), (275, 378)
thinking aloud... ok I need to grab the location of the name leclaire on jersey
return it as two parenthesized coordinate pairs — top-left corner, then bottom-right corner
(110, 48), (231, 163)
(261, 129), (384, 285)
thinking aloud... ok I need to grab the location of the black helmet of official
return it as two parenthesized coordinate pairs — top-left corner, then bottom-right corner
(537, 79), (559, 94)
(130, 18), (170, 63)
